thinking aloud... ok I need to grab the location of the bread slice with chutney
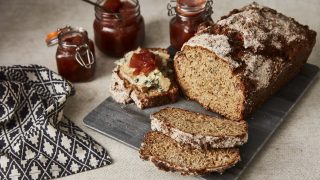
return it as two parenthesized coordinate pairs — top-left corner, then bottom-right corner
(110, 48), (179, 108)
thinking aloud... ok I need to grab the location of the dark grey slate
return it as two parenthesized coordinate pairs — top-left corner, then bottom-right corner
(84, 63), (319, 180)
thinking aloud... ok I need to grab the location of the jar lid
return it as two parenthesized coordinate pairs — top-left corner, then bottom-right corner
(58, 27), (88, 48)
(167, 0), (213, 17)
(46, 26), (72, 47)
(177, 0), (207, 9)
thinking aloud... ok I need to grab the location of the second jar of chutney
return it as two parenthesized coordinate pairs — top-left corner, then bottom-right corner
(168, 0), (213, 51)
(94, 0), (145, 57)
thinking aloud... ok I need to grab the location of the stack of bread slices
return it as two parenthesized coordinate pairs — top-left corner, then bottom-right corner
(139, 108), (248, 175)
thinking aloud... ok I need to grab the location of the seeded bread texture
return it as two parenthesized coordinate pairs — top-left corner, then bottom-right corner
(151, 108), (248, 149)
(110, 48), (179, 109)
(174, 2), (316, 120)
(139, 131), (240, 175)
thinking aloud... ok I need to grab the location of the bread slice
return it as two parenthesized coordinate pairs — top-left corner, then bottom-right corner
(139, 131), (240, 175)
(151, 108), (248, 149)
(110, 48), (179, 109)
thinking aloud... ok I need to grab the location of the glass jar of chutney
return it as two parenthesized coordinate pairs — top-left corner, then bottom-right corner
(168, 0), (213, 50)
(46, 26), (96, 82)
(93, 0), (145, 57)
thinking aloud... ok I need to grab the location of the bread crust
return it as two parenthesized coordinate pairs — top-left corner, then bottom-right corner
(110, 48), (179, 108)
(110, 66), (133, 104)
(151, 108), (248, 149)
(139, 131), (241, 176)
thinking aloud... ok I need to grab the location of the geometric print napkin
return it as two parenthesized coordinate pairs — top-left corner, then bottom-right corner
(0, 65), (112, 180)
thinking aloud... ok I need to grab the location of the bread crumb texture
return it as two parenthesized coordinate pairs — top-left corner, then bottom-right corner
(139, 131), (240, 175)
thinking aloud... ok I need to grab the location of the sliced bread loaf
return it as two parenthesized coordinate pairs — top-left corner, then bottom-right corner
(151, 108), (248, 149)
(139, 131), (240, 175)
(173, 2), (316, 120)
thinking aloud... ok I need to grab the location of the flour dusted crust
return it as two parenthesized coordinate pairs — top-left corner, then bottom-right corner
(150, 108), (248, 149)
(183, 34), (240, 69)
(217, 2), (309, 52)
(175, 2), (316, 120)
(241, 53), (286, 90)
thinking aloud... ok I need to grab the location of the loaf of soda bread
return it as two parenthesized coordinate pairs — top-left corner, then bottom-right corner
(174, 2), (316, 120)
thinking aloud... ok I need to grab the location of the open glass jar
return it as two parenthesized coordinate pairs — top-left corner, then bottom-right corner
(46, 26), (96, 82)
(93, 0), (145, 58)
(168, 0), (213, 50)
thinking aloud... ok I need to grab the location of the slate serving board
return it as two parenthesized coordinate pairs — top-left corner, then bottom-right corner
(84, 61), (318, 179)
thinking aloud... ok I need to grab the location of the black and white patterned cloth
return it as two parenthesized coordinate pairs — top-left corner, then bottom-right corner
(0, 65), (111, 179)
